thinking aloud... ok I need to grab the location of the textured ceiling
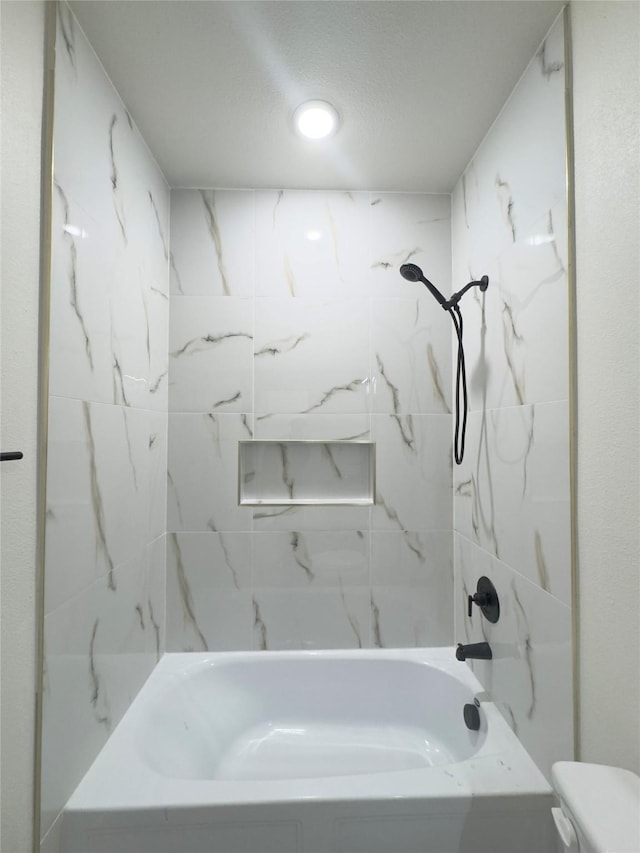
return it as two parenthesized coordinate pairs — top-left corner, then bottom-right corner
(69, 0), (565, 192)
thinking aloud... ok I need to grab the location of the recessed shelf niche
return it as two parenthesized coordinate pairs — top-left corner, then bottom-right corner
(238, 440), (375, 506)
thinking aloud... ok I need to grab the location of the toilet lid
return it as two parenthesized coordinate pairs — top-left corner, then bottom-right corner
(552, 762), (640, 853)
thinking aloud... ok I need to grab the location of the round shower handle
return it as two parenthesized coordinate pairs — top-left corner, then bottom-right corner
(466, 576), (500, 623)
(467, 591), (491, 616)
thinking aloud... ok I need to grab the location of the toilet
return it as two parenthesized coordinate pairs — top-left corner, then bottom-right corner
(552, 761), (640, 852)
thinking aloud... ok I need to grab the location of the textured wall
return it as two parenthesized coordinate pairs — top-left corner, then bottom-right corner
(572, 0), (640, 774)
(40, 4), (169, 840)
(167, 189), (454, 651)
(0, 3), (45, 851)
(451, 13), (573, 780)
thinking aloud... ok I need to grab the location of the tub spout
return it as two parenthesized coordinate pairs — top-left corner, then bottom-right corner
(456, 642), (492, 661)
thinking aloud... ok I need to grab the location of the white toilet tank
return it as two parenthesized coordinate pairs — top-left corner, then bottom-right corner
(552, 761), (640, 853)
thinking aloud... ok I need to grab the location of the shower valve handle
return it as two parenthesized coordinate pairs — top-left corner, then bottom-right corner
(467, 592), (490, 617)
(466, 576), (500, 623)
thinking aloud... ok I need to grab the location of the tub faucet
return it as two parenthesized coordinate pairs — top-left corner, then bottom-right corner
(456, 642), (492, 661)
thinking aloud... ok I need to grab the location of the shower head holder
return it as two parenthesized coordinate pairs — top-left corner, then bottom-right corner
(446, 275), (489, 309)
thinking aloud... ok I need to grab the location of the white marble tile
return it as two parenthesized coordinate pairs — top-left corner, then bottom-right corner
(168, 530), (252, 589)
(170, 189), (254, 297)
(144, 182), (171, 298)
(41, 555), (158, 835)
(494, 202), (569, 407)
(368, 193), (451, 299)
(50, 171), (169, 415)
(454, 401), (571, 605)
(254, 298), (371, 415)
(253, 531), (369, 588)
(371, 530), (452, 585)
(454, 202), (569, 413)
(454, 533), (573, 780)
(370, 586), (452, 648)
(251, 588), (370, 650)
(372, 414), (453, 532)
(56, 2), (169, 250)
(169, 295), (253, 412)
(54, 3), (127, 225)
(45, 396), (101, 610)
(370, 530), (454, 647)
(371, 298), (452, 414)
(49, 185), (115, 405)
(456, 19), (566, 274)
(165, 532), (253, 651)
(108, 182), (170, 410)
(254, 190), (371, 298)
(86, 402), (154, 566)
(167, 412), (254, 532)
(45, 398), (159, 612)
(109, 253), (159, 410)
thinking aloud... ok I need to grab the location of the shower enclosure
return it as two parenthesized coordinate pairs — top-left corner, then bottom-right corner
(37, 3), (575, 850)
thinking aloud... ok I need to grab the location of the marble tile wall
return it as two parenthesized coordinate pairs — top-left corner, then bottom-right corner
(41, 4), (169, 839)
(167, 189), (454, 652)
(451, 13), (573, 779)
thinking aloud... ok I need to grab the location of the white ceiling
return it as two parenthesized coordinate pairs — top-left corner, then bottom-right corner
(69, 0), (565, 192)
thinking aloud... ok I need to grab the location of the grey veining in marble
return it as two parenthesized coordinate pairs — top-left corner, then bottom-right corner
(303, 379), (366, 414)
(427, 344), (451, 413)
(200, 190), (231, 295)
(171, 330), (253, 358)
(538, 40), (564, 78)
(495, 174), (517, 242)
(57, 3), (76, 72)
(149, 190), (169, 262)
(253, 598), (268, 650)
(147, 599), (161, 661)
(169, 533), (208, 651)
(255, 334), (308, 358)
(88, 619), (111, 731)
(82, 402), (116, 591)
(55, 182), (93, 369)
(108, 114), (128, 244)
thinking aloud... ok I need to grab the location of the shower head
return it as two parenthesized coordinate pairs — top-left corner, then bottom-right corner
(399, 263), (424, 283)
(399, 263), (449, 309)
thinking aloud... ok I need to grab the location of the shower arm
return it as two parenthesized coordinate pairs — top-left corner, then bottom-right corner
(442, 275), (489, 310)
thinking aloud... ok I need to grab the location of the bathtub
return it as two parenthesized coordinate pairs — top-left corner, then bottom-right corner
(61, 648), (555, 853)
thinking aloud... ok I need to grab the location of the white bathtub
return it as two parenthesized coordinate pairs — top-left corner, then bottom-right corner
(61, 648), (555, 853)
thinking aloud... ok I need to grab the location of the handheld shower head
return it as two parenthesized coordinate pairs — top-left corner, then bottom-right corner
(399, 263), (449, 309)
(399, 263), (424, 283)
(397, 262), (490, 467)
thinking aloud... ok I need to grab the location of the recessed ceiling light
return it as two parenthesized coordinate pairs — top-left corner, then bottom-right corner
(293, 100), (339, 140)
